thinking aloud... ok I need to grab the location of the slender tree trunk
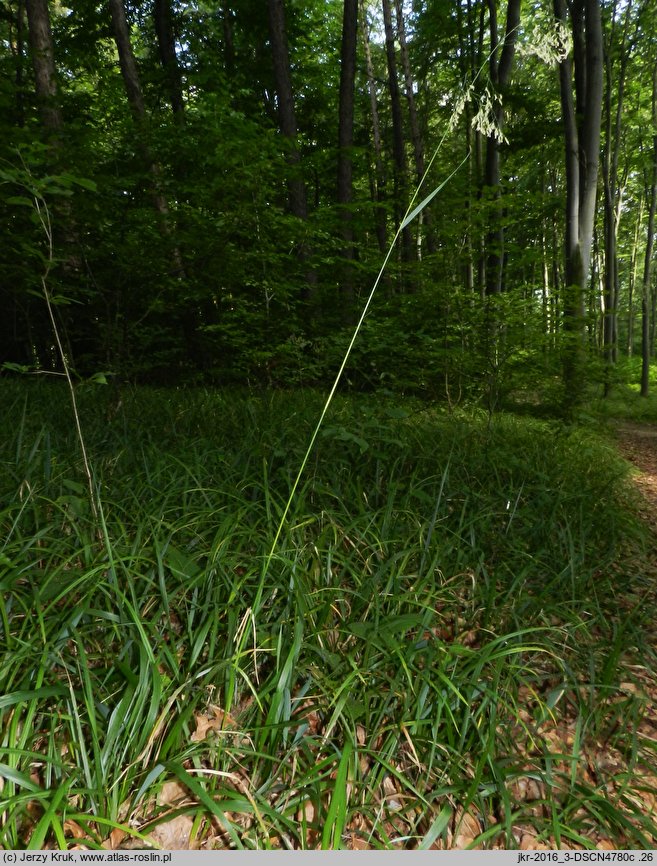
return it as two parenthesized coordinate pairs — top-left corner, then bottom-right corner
(641, 59), (657, 397)
(25, 0), (62, 136)
(359, 0), (387, 254)
(554, 0), (603, 410)
(627, 195), (643, 355)
(11, 0), (26, 126)
(337, 0), (358, 316)
(602, 0), (632, 392)
(109, 0), (181, 255)
(456, 0), (480, 295)
(471, 0), (489, 295)
(484, 0), (521, 296)
(394, 0), (434, 257)
(382, 0), (412, 264)
(108, 0), (199, 361)
(267, 0), (316, 303)
(268, 0), (307, 222)
(109, 0), (147, 120)
(25, 0), (86, 367)
(26, 0), (80, 263)
(154, 0), (185, 123)
(24, 0), (64, 367)
(222, 4), (235, 76)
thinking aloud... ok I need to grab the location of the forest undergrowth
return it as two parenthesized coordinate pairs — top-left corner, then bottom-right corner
(1, 379), (656, 850)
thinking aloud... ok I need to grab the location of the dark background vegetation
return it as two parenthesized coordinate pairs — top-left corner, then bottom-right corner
(1, 0), (655, 409)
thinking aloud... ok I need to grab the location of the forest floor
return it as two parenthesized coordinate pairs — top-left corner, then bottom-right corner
(588, 422), (657, 851)
(3, 383), (657, 851)
(615, 422), (657, 528)
(470, 422), (657, 852)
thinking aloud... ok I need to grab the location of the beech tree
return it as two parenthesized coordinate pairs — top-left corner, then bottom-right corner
(382, 0), (411, 263)
(484, 0), (521, 296)
(337, 0), (358, 313)
(553, 0), (603, 407)
(601, 0), (634, 387)
(641, 56), (657, 397)
(360, 0), (387, 254)
(267, 0), (315, 303)
(25, 0), (61, 135)
(154, 0), (185, 123)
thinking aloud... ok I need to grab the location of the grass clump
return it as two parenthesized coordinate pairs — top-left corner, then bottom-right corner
(0, 379), (654, 849)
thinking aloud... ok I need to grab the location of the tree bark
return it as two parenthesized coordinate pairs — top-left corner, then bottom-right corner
(382, 0), (412, 264)
(337, 0), (358, 315)
(641, 58), (657, 397)
(9, 0), (26, 126)
(627, 195), (643, 355)
(359, 0), (387, 254)
(25, 0), (62, 135)
(109, 0), (147, 121)
(554, 0), (603, 410)
(267, 0), (316, 304)
(109, 0), (177, 230)
(394, 0), (434, 257)
(484, 0), (521, 296)
(222, 3), (235, 76)
(154, 0), (185, 123)
(268, 0), (307, 221)
(108, 0), (199, 359)
(602, 0), (633, 388)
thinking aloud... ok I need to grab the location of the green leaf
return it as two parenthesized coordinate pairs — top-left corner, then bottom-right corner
(419, 805), (453, 849)
(27, 780), (71, 849)
(69, 176), (97, 192)
(88, 372), (109, 385)
(0, 686), (68, 711)
(163, 761), (245, 849)
(6, 195), (34, 208)
(0, 763), (42, 792)
(400, 153), (469, 229)
(322, 740), (353, 849)
(2, 362), (31, 374)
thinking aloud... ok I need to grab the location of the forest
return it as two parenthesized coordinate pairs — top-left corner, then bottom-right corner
(1, 0), (657, 852)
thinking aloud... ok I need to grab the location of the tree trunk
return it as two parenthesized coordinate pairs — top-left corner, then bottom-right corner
(154, 0), (185, 123)
(382, 0), (411, 264)
(267, 0), (316, 303)
(109, 0), (199, 360)
(641, 58), (657, 397)
(554, 0), (603, 411)
(10, 0), (26, 126)
(268, 0), (307, 221)
(484, 0), (521, 296)
(394, 0), (434, 257)
(109, 0), (146, 121)
(25, 0), (62, 135)
(109, 0), (179, 234)
(359, 0), (387, 254)
(602, 0), (632, 392)
(627, 195), (643, 355)
(222, 3), (235, 76)
(26, 0), (80, 280)
(337, 0), (358, 315)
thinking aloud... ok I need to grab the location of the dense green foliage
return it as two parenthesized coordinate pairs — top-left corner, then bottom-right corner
(1, 382), (655, 848)
(0, 0), (655, 403)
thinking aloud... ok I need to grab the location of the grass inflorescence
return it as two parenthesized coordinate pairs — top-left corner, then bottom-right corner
(0, 379), (655, 850)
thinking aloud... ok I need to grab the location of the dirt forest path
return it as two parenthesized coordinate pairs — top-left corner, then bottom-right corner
(604, 421), (657, 849)
(614, 422), (657, 531)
